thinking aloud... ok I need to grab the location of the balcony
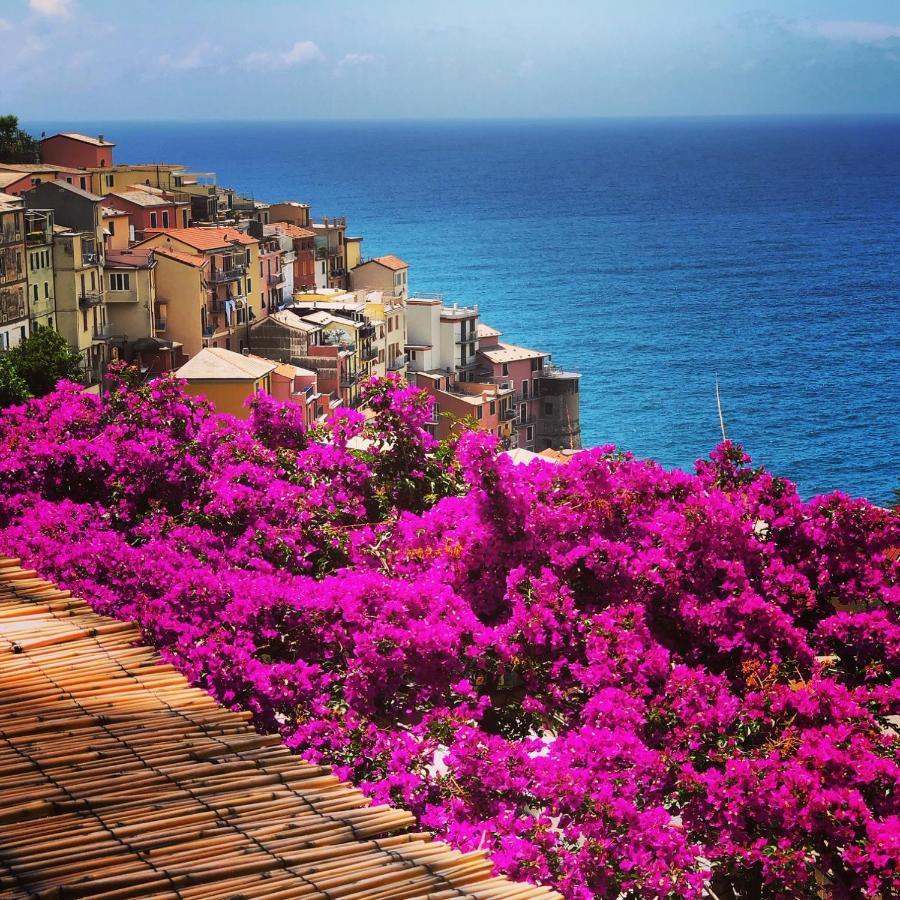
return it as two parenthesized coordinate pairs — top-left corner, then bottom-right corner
(209, 265), (246, 283)
(362, 349), (379, 362)
(501, 407), (517, 421)
(79, 291), (103, 308)
(315, 245), (341, 260)
(80, 251), (99, 267)
(455, 333), (478, 345)
(267, 272), (284, 286)
(26, 229), (51, 246)
(387, 353), (407, 371)
(340, 371), (361, 387)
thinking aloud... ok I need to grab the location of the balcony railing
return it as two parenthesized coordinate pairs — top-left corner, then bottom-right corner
(501, 407), (517, 421)
(267, 272), (284, 286)
(387, 353), (407, 371)
(79, 292), (103, 308)
(315, 245), (341, 259)
(362, 349), (379, 362)
(26, 229), (51, 246)
(455, 334), (478, 345)
(209, 265), (246, 283)
(81, 251), (99, 267)
(340, 371), (361, 387)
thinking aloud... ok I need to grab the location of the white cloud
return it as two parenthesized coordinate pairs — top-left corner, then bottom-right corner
(242, 40), (323, 69)
(29, 0), (74, 18)
(157, 40), (223, 71)
(338, 52), (377, 67)
(795, 19), (900, 44)
(0, 19), (13, 32)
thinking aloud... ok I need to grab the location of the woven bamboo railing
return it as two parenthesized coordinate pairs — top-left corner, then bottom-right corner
(0, 558), (560, 900)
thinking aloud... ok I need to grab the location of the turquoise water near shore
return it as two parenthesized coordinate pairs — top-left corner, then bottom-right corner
(30, 118), (900, 501)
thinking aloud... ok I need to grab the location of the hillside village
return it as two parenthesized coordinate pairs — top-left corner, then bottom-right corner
(0, 130), (581, 452)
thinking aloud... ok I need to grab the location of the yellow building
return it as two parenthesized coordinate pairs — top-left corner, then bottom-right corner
(175, 347), (276, 418)
(140, 227), (264, 356)
(345, 235), (363, 271)
(102, 207), (130, 251)
(86, 163), (185, 198)
(152, 247), (209, 359)
(23, 207), (56, 332)
(103, 248), (158, 343)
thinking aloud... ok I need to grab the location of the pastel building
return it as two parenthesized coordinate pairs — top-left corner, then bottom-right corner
(175, 347), (275, 419)
(349, 255), (408, 300)
(475, 324), (581, 452)
(412, 370), (515, 446)
(25, 180), (110, 383)
(139, 227), (265, 353)
(103, 188), (190, 240)
(267, 222), (316, 292)
(24, 207), (56, 332)
(0, 192), (28, 350)
(406, 295), (479, 376)
(39, 133), (115, 170)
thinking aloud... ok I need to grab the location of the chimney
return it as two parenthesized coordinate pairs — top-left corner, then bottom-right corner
(242, 348), (250, 356)
(98, 134), (104, 143)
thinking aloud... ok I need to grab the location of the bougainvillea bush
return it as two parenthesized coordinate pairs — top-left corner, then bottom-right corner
(0, 368), (896, 899)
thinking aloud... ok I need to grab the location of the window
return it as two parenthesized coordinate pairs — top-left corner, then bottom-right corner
(162, 211), (169, 228)
(501, 363), (509, 376)
(476, 405), (483, 420)
(544, 402), (553, 416)
(149, 212), (158, 228)
(526, 426), (534, 443)
(247, 277), (252, 293)
(109, 272), (130, 291)
(80, 177), (87, 189)
(32, 284), (38, 303)
(489, 401), (496, 415)
(108, 220), (115, 236)
(409, 350), (417, 361)
(105, 175), (113, 188)
(82, 309), (88, 331)
(182, 209), (188, 227)
(522, 380), (529, 400)
(44, 282), (49, 297)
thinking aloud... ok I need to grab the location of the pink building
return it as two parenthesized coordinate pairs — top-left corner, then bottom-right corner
(104, 188), (190, 240)
(39, 133), (115, 169)
(413, 370), (515, 446)
(258, 233), (285, 311)
(269, 363), (326, 427)
(475, 323), (549, 451)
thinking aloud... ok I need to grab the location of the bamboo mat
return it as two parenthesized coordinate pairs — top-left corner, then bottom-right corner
(0, 558), (560, 900)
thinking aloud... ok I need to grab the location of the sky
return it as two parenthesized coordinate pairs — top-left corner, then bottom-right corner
(2, 0), (900, 119)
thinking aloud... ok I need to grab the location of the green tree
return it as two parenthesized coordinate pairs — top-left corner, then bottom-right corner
(0, 355), (30, 408)
(0, 115), (40, 164)
(7, 326), (83, 397)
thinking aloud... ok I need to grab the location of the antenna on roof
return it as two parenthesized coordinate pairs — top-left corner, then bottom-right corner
(715, 373), (728, 443)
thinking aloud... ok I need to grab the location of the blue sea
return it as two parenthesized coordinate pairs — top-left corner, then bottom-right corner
(30, 118), (900, 502)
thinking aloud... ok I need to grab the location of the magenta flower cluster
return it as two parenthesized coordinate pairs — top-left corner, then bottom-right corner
(0, 369), (896, 898)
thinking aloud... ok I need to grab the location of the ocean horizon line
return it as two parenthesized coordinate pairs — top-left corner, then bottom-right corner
(20, 112), (900, 127)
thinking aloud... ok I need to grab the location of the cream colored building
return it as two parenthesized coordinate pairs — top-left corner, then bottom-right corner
(24, 207), (56, 332)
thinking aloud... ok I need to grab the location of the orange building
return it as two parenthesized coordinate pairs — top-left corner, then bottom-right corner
(39, 133), (115, 170)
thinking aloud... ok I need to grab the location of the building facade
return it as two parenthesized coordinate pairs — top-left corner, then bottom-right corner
(24, 207), (56, 332)
(0, 192), (28, 350)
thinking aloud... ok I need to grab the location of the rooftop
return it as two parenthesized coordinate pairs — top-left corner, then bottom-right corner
(0, 172), (25, 189)
(0, 191), (22, 212)
(252, 309), (322, 333)
(176, 347), (277, 381)
(268, 221), (316, 239)
(109, 189), (176, 208)
(367, 254), (409, 271)
(32, 179), (103, 202)
(0, 560), (557, 900)
(152, 246), (208, 268)
(41, 131), (115, 147)
(477, 322), (502, 338)
(105, 248), (156, 269)
(479, 341), (548, 364)
(0, 163), (85, 175)
(145, 226), (256, 251)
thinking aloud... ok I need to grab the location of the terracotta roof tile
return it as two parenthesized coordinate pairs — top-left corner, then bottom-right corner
(371, 254), (408, 271)
(145, 226), (257, 251)
(153, 246), (209, 269)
